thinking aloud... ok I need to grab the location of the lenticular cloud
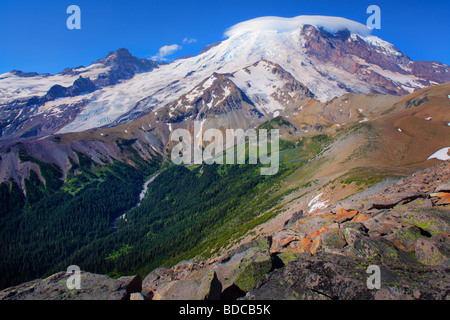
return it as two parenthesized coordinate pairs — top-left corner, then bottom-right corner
(224, 15), (372, 38)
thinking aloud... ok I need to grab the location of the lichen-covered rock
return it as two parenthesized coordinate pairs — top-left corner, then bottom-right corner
(294, 214), (335, 235)
(245, 253), (375, 300)
(321, 228), (347, 249)
(141, 267), (170, 298)
(245, 252), (450, 300)
(414, 239), (449, 266)
(391, 226), (425, 252)
(399, 209), (449, 236)
(352, 213), (370, 223)
(214, 246), (273, 293)
(130, 293), (145, 300)
(310, 236), (322, 255)
(276, 251), (309, 265)
(333, 209), (358, 223)
(343, 227), (418, 265)
(270, 230), (302, 253)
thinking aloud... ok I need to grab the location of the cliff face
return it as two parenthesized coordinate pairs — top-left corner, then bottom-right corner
(300, 25), (450, 94)
(2, 161), (449, 300)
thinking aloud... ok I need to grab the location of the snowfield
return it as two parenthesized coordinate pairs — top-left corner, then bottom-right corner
(427, 147), (450, 161)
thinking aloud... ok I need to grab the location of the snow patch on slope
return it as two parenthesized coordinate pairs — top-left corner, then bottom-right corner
(427, 147), (450, 161)
(308, 193), (329, 213)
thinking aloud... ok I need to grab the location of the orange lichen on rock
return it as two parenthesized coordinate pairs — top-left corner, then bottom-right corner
(333, 208), (358, 223)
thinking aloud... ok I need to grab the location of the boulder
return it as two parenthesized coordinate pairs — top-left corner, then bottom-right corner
(321, 228), (347, 249)
(214, 246), (273, 293)
(435, 183), (450, 193)
(400, 198), (433, 209)
(270, 230), (302, 253)
(130, 293), (145, 300)
(342, 222), (369, 234)
(391, 226), (426, 252)
(333, 201), (364, 212)
(295, 214), (335, 235)
(352, 213), (370, 223)
(286, 238), (313, 253)
(368, 191), (427, 210)
(333, 209), (358, 224)
(398, 209), (449, 237)
(430, 192), (450, 206)
(283, 210), (304, 227)
(414, 239), (449, 266)
(141, 267), (170, 298)
(151, 269), (222, 300)
(307, 226), (329, 240)
(310, 236), (322, 255)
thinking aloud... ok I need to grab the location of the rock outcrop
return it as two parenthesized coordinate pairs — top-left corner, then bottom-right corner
(0, 271), (142, 300)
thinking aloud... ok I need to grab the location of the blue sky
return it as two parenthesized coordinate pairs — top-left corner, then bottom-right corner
(0, 0), (449, 74)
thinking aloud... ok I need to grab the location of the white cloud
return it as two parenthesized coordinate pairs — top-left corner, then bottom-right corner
(224, 15), (372, 38)
(183, 37), (197, 44)
(151, 44), (182, 61)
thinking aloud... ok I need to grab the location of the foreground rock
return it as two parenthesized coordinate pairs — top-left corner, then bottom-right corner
(0, 272), (142, 300)
(245, 252), (450, 300)
(141, 238), (273, 300)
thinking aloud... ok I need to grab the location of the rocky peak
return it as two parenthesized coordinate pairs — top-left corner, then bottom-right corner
(199, 41), (222, 55)
(10, 70), (49, 78)
(299, 23), (450, 95)
(57, 48), (159, 86)
(92, 48), (159, 86)
(300, 24), (409, 74)
(146, 72), (265, 137)
(45, 76), (97, 100)
(157, 72), (256, 123)
(67, 76), (97, 96)
(106, 48), (133, 59)
(411, 60), (450, 85)
(100, 48), (157, 69)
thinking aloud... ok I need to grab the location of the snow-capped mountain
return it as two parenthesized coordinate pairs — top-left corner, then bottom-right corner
(1, 15), (449, 140)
